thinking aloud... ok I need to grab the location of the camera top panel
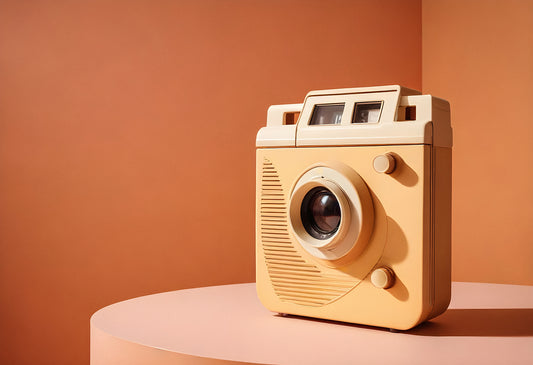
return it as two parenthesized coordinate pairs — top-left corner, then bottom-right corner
(256, 85), (452, 148)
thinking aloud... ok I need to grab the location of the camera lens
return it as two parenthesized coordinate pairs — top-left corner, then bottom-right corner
(300, 187), (341, 240)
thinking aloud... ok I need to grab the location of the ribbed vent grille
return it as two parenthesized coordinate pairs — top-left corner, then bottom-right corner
(260, 158), (355, 307)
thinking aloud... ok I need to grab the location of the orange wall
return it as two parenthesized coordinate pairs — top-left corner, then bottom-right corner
(422, 0), (533, 285)
(0, 1), (421, 364)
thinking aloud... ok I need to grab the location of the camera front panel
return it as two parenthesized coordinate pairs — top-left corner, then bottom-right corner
(256, 144), (436, 330)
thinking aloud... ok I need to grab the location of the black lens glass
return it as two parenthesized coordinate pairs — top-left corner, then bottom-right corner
(300, 187), (341, 240)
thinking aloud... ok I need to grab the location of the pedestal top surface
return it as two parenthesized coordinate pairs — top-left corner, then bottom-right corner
(91, 282), (533, 364)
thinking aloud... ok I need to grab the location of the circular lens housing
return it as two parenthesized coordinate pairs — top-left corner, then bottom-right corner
(289, 164), (374, 263)
(300, 187), (341, 240)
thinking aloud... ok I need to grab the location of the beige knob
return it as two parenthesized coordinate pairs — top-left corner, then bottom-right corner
(371, 267), (395, 289)
(373, 153), (396, 174)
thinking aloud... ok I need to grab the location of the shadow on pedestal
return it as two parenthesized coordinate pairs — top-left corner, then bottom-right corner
(409, 308), (533, 337)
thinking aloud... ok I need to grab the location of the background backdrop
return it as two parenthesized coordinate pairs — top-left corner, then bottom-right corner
(0, 0), (531, 364)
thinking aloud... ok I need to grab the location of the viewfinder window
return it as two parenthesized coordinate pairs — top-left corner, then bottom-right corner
(309, 104), (344, 125)
(352, 102), (383, 124)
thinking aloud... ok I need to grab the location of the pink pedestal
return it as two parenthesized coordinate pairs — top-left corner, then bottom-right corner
(90, 282), (533, 365)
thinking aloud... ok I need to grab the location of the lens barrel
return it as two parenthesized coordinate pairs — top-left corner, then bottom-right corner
(300, 187), (341, 240)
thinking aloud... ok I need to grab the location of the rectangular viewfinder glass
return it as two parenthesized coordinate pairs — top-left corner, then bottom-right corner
(309, 104), (344, 125)
(352, 102), (383, 123)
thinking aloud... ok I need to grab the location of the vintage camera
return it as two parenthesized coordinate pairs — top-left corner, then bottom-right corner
(255, 85), (452, 330)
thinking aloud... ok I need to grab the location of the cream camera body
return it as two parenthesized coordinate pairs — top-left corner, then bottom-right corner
(255, 85), (452, 330)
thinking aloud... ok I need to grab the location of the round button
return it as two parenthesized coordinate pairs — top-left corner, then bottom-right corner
(371, 267), (395, 289)
(373, 154), (396, 174)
